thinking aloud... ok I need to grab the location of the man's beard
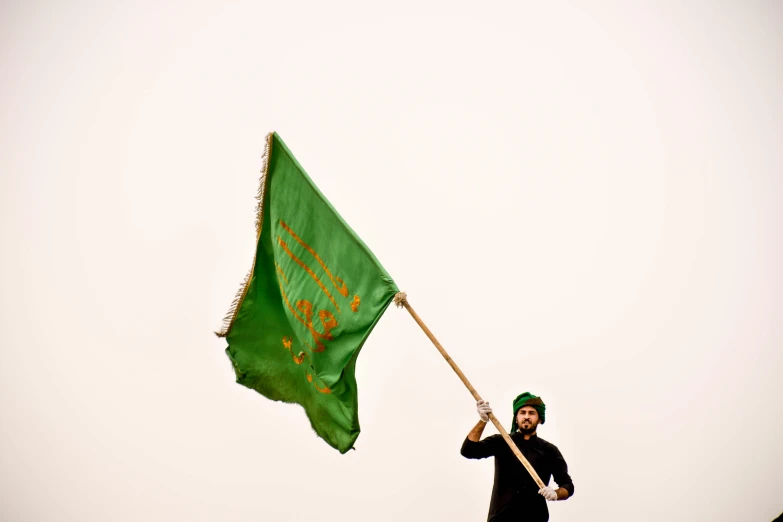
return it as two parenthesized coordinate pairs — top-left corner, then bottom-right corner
(517, 422), (537, 435)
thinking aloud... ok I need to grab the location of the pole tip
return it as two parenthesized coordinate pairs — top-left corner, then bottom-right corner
(393, 291), (407, 308)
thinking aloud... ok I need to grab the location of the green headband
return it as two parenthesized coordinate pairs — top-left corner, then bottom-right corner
(510, 392), (546, 433)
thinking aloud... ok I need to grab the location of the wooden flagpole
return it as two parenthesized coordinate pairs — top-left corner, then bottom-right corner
(393, 292), (545, 489)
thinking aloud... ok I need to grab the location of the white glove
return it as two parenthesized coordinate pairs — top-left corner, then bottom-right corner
(538, 486), (558, 501)
(476, 400), (492, 422)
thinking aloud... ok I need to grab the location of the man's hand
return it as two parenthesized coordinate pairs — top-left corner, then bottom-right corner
(538, 487), (558, 501)
(477, 400), (492, 422)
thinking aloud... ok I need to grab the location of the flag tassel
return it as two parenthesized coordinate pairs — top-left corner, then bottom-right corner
(215, 133), (274, 338)
(214, 268), (253, 337)
(393, 292), (546, 489)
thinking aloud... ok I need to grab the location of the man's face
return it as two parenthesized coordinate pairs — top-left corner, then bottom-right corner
(516, 406), (540, 434)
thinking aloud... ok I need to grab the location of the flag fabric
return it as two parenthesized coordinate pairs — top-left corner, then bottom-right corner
(217, 132), (398, 453)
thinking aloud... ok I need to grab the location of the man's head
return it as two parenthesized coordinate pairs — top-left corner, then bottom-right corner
(510, 392), (546, 435)
(516, 405), (540, 434)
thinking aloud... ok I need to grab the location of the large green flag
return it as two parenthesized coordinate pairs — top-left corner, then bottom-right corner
(217, 132), (398, 453)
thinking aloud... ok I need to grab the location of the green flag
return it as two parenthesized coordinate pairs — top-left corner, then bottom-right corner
(217, 132), (398, 453)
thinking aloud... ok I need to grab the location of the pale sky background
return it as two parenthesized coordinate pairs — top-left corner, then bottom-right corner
(2, 2), (782, 521)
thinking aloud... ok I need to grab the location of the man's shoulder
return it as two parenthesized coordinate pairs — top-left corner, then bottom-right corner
(535, 436), (560, 452)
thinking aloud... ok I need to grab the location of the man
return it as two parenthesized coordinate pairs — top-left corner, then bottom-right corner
(461, 392), (574, 522)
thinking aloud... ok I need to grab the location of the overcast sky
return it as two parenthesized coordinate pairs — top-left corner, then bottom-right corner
(2, 2), (782, 521)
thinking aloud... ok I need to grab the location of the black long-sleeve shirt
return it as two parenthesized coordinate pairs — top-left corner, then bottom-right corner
(461, 433), (574, 522)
